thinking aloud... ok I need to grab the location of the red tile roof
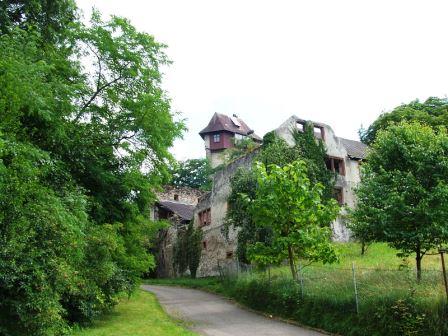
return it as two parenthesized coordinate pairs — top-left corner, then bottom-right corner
(199, 113), (262, 141)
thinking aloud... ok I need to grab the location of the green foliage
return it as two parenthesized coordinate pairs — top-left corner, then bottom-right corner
(351, 122), (448, 279)
(73, 290), (197, 336)
(292, 126), (334, 201)
(173, 222), (203, 278)
(149, 260), (448, 336)
(187, 223), (203, 279)
(243, 161), (339, 279)
(224, 137), (259, 162)
(226, 125), (335, 264)
(169, 158), (212, 190)
(360, 97), (448, 145)
(0, 1), (183, 334)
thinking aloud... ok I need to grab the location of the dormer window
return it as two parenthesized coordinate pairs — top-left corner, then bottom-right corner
(213, 134), (221, 143)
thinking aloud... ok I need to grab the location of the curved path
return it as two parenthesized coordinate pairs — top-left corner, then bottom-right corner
(142, 285), (327, 336)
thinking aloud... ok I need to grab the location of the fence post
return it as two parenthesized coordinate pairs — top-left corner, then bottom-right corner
(439, 249), (448, 303)
(236, 256), (240, 276)
(352, 262), (359, 314)
(298, 262), (304, 298)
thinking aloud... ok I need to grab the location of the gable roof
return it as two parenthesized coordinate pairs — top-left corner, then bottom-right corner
(339, 137), (368, 160)
(157, 200), (195, 221)
(199, 113), (262, 141)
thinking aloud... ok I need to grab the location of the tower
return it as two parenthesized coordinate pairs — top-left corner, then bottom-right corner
(199, 113), (262, 168)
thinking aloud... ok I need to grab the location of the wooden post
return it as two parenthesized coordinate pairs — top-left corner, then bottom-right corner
(439, 249), (448, 303)
(352, 262), (359, 314)
(298, 263), (304, 298)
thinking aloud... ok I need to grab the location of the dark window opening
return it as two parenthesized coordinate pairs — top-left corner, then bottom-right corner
(174, 194), (179, 201)
(325, 157), (345, 176)
(213, 133), (221, 143)
(202, 241), (207, 249)
(226, 251), (234, 259)
(198, 208), (211, 227)
(333, 188), (344, 205)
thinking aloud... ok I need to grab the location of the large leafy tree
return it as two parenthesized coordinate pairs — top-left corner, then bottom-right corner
(170, 158), (212, 190)
(242, 161), (339, 280)
(226, 124), (335, 263)
(0, 1), (183, 334)
(351, 122), (448, 280)
(360, 97), (448, 145)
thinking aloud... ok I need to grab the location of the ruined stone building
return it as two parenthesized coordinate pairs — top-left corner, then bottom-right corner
(150, 186), (204, 277)
(193, 114), (367, 277)
(153, 113), (367, 278)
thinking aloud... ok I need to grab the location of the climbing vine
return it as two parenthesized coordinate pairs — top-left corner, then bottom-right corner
(225, 123), (335, 263)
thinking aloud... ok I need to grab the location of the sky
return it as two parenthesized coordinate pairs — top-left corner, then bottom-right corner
(77, 0), (448, 160)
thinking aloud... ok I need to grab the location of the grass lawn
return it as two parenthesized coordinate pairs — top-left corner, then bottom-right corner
(73, 289), (197, 336)
(331, 242), (441, 269)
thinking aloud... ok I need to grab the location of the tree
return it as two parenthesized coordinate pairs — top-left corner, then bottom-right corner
(242, 161), (339, 280)
(225, 125), (336, 263)
(172, 222), (203, 278)
(186, 222), (203, 279)
(351, 122), (448, 280)
(0, 1), (183, 334)
(170, 158), (212, 190)
(360, 97), (448, 145)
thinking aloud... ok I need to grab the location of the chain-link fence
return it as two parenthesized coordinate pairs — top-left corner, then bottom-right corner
(217, 259), (446, 314)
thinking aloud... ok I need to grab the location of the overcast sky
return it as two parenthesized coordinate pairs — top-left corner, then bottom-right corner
(77, 0), (448, 160)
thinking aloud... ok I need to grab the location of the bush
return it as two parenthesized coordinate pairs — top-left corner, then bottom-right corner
(220, 271), (448, 336)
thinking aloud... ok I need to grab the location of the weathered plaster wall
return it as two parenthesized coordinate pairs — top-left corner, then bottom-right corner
(275, 116), (360, 242)
(194, 151), (259, 277)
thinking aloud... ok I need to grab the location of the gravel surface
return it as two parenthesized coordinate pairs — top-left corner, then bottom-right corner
(142, 285), (327, 336)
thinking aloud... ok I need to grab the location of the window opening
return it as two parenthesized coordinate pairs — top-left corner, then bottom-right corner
(325, 157), (345, 176)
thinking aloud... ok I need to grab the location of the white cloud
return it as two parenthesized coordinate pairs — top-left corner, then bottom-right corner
(77, 0), (448, 160)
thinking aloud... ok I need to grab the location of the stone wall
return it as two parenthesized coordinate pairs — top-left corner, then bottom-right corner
(156, 185), (204, 204)
(152, 186), (203, 278)
(194, 150), (259, 277)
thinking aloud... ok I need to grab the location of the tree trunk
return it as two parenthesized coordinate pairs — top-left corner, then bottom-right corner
(416, 246), (422, 282)
(361, 241), (366, 256)
(287, 245), (297, 280)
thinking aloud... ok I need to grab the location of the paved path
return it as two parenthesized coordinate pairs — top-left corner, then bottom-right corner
(142, 285), (327, 336)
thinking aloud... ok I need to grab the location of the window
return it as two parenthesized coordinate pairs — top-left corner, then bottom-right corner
(333, 188), (344, 205)
(313, 125), (325, 140)
(173, 194), (179, 201)
(202, 241), (207, 249)
(234, 133), (246, 141)
(198, 208), (211, 227)
(325, 157), (345, 176)
(213, 133), (221, 143)
(226, 251), (234, 259)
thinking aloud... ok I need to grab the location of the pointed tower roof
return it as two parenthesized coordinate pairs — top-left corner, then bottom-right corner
(199, 113), (262, 141)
